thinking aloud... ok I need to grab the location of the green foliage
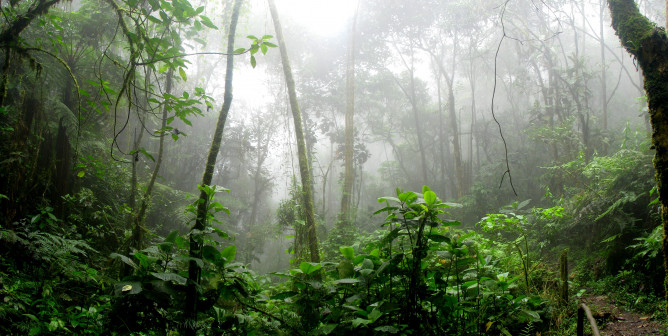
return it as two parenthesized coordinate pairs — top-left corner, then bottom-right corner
(264, 186), (549, 335)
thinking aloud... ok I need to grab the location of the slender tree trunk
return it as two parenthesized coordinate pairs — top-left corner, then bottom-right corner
(184, 0), (243, 333)
(131, 70), (173, 252)
(268, 0), (320, 263)
(600, 0), (608, 132)
(606, 0), (668, 316)
(339, 2), (358, 234)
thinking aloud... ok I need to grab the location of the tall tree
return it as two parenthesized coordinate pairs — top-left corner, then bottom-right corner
(268, 0), (320, 263)
(183, 0), (243, 333)
(339, 1), (359, 234)
(606, 0), (668, 315)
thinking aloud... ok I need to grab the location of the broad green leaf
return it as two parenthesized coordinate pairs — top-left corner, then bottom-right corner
(202, 245), (220, 263)
(299, 262), (322, 274)
(165, 230), (179, 243)
(115, 281), (142, 295)
(110, 253), (137, 269)
(220, 245), (236, 262)
(332, 278), (360, 285)
(151, 272), (187, 285)
(200, 15), (217, 29)
(339, 246), (354, 260)
(139, 148), (155, 162)
(427, 234), (450, 243)
(178, 67), (187, 81)
(271, 291), (298, 300)
(424, 190), (437, 205)
(375, 326), (399, 333)
(250, 55), (256, 68)
(77, 171), (85, 178)
(398, 191), (417, 203)
(318, 324), (337, 335)
(352, 318), (371, 327)
(377, 196), (400, 203)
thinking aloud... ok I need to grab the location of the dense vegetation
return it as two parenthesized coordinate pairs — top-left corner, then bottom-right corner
(0, 0), (666, 335)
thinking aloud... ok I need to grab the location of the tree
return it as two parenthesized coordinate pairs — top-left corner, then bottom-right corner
(339, 1), (359, 235)
(268, 0), (320, 263)
(183, 0), (243, 333)
(606, 0), (668, 315)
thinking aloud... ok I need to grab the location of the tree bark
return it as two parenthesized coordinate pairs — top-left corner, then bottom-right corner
(184, 0), (243, 333)
(268, 0), (320, 263)
(606, 0), (668, 316)
(131, 71), (173, 252)
(339, 2), (359, 234)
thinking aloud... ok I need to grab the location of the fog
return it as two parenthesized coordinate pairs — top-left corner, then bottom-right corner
(1, 0), (667, 333)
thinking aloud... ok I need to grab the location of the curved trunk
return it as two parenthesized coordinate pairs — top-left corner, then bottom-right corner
(268, 0), (320, 263)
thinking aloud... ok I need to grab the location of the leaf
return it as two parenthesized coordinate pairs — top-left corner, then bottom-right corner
(200, 15), (217, 29)
(339, 246), (354, 260)
(332, 278), (360, 285)
(220, 245), (236, 262)
(427, 234), (450, 243)
(109, 253), (137, 269)
(424, 190), (437, 205)
(159, 10), (169, 23)
(516, 199), (531, 210)
(233, 47), (246, 54)
(377, 196), (400, 203)
(352, 318), (371, 327)
(271, 291), (298, 300)
(375, 326), (399, 333)
(318, 324), (337, 335)
(139, 148), (155, 162)
(151, 272), (187, 285)
(263, 41), (277, 48)
(77, 171), (85, 178)
(115, 281), (142, 295)
(165, 230), (179, 243)
(202, 245), (220, 263)
(299, 262), (322, 274)
(261, 43), (268, 55)
(178, 67), (187, 81)
(250, 55), (256, 68)
(398, 191), (417, 203)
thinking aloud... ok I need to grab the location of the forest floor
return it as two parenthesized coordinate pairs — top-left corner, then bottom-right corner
(580, 295), (666, 335)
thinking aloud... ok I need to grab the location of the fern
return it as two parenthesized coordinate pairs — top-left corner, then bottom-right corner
(519, 321), (534, 336)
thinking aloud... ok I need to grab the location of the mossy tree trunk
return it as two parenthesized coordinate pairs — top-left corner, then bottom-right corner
(268, 0), (320, 263)
(183, 0), (243, 334)
(606, 0), (668, 315)
(339, 2), (358, 236)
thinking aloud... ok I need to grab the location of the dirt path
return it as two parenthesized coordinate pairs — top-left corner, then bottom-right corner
(580, 295), (665, 336)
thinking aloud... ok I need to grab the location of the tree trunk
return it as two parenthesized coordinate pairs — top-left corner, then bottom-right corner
(184, 0), (243, 333)
(339, 2), (358, 234)
(131, 70), (173, 252)
(600, 0), (608, 132)
(606, 0), (668, 316)
(268, 0), (320, 263)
